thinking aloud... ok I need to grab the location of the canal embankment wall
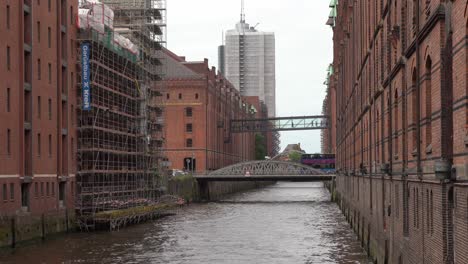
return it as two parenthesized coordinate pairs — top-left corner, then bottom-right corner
(328, 175), (468, 264)
(0, 210), (75, 249)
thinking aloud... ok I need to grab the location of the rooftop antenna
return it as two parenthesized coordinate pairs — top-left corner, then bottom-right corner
(240, 0), (245, 23)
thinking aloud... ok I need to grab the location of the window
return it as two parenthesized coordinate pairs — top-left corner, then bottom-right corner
(6, 88), (10, 112)
(70, 6), (74, 25)
(37, 96), (41, 119)
(71, 105), (74, 125)
(48, 63), (52, 84)
(10, 183), (14, 200)
(195, 93), (199, 99)
(395, 185), (399, 219)
(37, 21), (41, 42)
(41, 182), (44, 197)
(48, 134), (52, 157)
(416, 188), (419, 229)
(426, 190), (430, 233)
(37, 133), (41, 156)
(34, 182), (38, 198)
(186, 107), (193, 117)
(52, 182), (55, 196)
(430, 190), (434, 234)
(166, 93), (170, 99)
(37, 59), (41, 80)
(425, 57), (432, 150)
(48, 98), (52, 120)
(48, 27), (51, 48)
(178, 93), (182, 99)
(46, 182), (50, 196)
(71, 137), (74, 161)
(6, 5), (10, 30)
(186, 138), (193, 148)
(7, 46), (11, 71)
(71, 72), (74, 90)
(186, 123), (193, 133)
(7, 129), (11, 156)
(70, 39), (74, 57)
(2, 184), (7, 201)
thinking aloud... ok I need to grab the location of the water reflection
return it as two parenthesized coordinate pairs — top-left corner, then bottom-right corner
(0, 182), (368, 264)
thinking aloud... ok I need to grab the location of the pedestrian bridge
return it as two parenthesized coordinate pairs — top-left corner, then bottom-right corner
(194, 160), (335, 182)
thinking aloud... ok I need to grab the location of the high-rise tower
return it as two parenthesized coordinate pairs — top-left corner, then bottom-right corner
(224, 1), (276, 117)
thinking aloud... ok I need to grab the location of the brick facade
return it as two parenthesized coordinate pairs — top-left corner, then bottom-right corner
(0, 0), (77, 216)
(162, 49), (257, 173)
(326, 0), (468, 263)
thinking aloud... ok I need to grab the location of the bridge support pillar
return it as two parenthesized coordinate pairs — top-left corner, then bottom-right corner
(197, 180), (210, 201)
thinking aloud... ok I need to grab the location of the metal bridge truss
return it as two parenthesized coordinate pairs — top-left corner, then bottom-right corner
(230, 116), (329, 133)
(207, 160), (323, 176)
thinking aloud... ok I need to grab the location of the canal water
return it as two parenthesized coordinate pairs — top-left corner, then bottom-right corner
(0, 182), (368, 264)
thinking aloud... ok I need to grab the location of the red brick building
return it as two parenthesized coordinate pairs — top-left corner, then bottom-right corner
(0, 0), (77, 216)
(325, 0), (468, 263)
(161, 49), (257, 173)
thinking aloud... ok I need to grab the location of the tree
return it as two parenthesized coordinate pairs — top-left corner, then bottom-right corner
(255, 133), (267, 160)
(288, 151), (302, 163)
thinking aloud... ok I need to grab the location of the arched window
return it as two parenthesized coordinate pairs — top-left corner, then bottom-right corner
(178, 93), (182, 100)
(166, 93), (170, 99)
(425, 57), (432, 151)
(195, 93), (199, 99)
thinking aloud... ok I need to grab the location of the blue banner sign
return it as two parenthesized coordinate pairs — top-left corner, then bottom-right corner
(81, 43), (91, 110)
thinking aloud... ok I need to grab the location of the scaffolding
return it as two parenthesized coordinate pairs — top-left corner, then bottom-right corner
(76, 0), (167, 230)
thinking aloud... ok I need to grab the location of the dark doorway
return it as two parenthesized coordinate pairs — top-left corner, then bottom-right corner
(59, 182), (66, 208)
(21, 183), (30, 210)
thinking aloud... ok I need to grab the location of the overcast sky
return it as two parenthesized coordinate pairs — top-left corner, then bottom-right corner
(167, 0), (333, 154)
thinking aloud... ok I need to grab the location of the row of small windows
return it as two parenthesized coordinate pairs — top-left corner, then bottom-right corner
(166, 93), (199, 100)
(36, 133), (54, 157)
(2, 183), (14, 201)
(5, 89), (66, 122)
(33, 181), (57, 198)
(5, 131), (58, 158)
(36, 22), (53, 48)
(37, 60), (53, 83)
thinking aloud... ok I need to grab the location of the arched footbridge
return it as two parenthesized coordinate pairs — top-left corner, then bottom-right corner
(194, 160), (335, 182)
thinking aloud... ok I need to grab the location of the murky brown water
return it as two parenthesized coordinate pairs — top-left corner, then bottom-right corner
(0, 182), (368, 264)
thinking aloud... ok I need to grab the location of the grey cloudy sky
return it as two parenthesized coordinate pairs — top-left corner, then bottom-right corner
(167, 0), (333, 154)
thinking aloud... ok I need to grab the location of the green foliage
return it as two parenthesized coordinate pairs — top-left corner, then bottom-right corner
(255, 133), (267, 160)
(288, 151), (302, 162)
